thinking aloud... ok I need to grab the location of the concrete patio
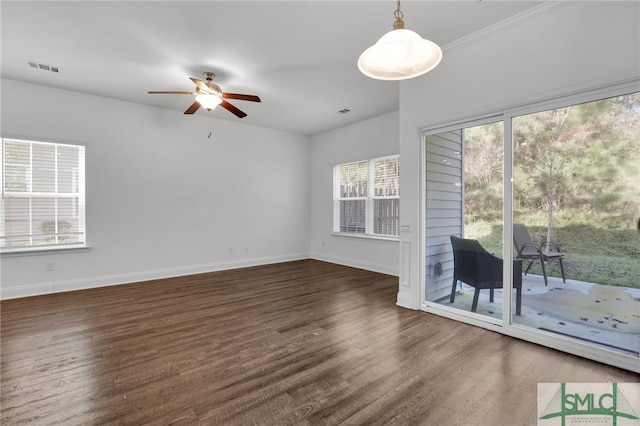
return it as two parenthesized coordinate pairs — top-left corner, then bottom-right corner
(441, 274), (640, 356)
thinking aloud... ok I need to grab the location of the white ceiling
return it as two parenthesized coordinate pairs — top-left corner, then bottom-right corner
(1, 1), (542, 136)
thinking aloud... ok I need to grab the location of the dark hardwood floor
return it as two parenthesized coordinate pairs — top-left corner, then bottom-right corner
(1, 260), (638, 425)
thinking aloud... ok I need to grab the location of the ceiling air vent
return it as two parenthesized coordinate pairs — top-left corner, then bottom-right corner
(27, 61), (60, 73)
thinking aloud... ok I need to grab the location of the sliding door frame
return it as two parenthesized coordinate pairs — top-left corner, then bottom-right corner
(418, 79), (640, 373)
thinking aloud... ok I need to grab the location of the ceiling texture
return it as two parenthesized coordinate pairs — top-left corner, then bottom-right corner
(1, 1), (542, 136)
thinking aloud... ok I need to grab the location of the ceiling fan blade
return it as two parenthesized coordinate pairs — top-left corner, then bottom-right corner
(223, 93), (261, 102)
(220, 100), (247, 118)
(184, 101), (201, 115)
(148, 91), (195, 95)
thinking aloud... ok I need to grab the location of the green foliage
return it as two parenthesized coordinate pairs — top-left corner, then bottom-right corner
(511, 93), (640, 215)
(463, 122), (504, 215)
(466, 212), (640, 288)
(462, 92), (640, 288)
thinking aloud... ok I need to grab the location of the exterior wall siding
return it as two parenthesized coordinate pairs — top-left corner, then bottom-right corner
(425, 130), (463, 301)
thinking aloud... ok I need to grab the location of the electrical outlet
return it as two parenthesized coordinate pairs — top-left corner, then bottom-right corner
(228, 246), (234, 254)
(45, 261), (55, 271)
(244, 246), (249, 252)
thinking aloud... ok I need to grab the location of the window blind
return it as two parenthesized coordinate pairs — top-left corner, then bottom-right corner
(372, 157), (399, 236)
(333, 156), (399, 237)
(1, 138), (86, 251)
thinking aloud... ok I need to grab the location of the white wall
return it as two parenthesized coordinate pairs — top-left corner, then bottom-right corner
(1, 79), (311, 298)
(4, 2), (637, 301)
(396, 1), (640, 308)
(309, 111), (400, 276)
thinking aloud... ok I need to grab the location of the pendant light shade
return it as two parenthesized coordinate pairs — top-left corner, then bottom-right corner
(195, 93), (222, 111)
(358, 0), (442, 80)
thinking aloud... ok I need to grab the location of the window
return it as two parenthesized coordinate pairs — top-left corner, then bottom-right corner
(1, 138), (86, 252)
(334, 155), (399, 237)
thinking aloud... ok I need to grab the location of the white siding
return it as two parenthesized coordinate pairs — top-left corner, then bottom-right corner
(425, 130), (463, 301)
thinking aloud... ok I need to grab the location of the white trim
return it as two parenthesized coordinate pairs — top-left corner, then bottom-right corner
(396, 291), (416, 310)
(421, 302), (640, 373)
(418, 131), (427, 307)
(0, 133), (88, 148)
(1, 245), (91, 257)
(423, 114), (504, 137)
(504, 79), (640, 119)
(502, 117), (514, 327)
(330, 232), (398, 243)
(415, 79), (640, 137)
(311, 252), (399, 277)
(0, 252), (309, 300)
(441, 1), (563, 53)
(1, 252), (400, 300)
(422, 300), (503, 328)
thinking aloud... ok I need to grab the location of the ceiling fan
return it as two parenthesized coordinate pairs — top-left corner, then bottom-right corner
(148, 71), (261, 118)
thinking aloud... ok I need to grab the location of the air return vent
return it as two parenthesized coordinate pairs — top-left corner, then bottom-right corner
(27, 61), (60, 73)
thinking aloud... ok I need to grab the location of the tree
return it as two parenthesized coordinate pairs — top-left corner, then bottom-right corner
(463, 122), (504, 216)
(513, 93), (640, 245)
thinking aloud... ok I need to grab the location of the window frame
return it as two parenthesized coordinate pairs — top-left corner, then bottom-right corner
(1, 137), (87, 254)
(333, 155), (400, 239)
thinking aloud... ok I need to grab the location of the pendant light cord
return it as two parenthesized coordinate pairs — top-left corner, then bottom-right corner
(393, 0), (405, 30)
(394, 0), (403, 20)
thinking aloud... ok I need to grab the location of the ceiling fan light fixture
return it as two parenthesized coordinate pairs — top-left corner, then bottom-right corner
(148, 71), (260, 118)
(195, 93), (222, 111)
(358, 0), (442, 80)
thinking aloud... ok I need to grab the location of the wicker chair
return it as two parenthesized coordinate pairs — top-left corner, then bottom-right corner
(450, 235), (522, 315)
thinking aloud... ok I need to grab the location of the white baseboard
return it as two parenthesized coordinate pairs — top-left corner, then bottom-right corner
(309, 252), (399, 277)
(1, 253), (309, 300)
(0, 282), (56, 300)
(2, 253), (401, 300)
(396, 291), (418, 310)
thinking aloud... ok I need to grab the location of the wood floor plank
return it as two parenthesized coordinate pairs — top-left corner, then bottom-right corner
(1, 260), (638, 425)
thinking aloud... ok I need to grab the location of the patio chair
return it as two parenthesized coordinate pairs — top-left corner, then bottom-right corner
(513, 223), (566, 286)
(450, 235), (522, 315)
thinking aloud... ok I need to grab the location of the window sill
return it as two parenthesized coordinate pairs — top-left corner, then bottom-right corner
(1, 245), (91, 258)
(331, 232), (399, 243)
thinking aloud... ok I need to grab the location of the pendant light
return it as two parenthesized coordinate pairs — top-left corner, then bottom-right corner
(358, 0), (442, 80)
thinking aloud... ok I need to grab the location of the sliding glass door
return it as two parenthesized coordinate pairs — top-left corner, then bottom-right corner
(510, 92), (640, 357)
(425, 120), (517, 321)
(423, 88), (640, 364)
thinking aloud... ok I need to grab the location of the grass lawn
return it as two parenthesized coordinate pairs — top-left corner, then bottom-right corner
(465, 212), (640, 289)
